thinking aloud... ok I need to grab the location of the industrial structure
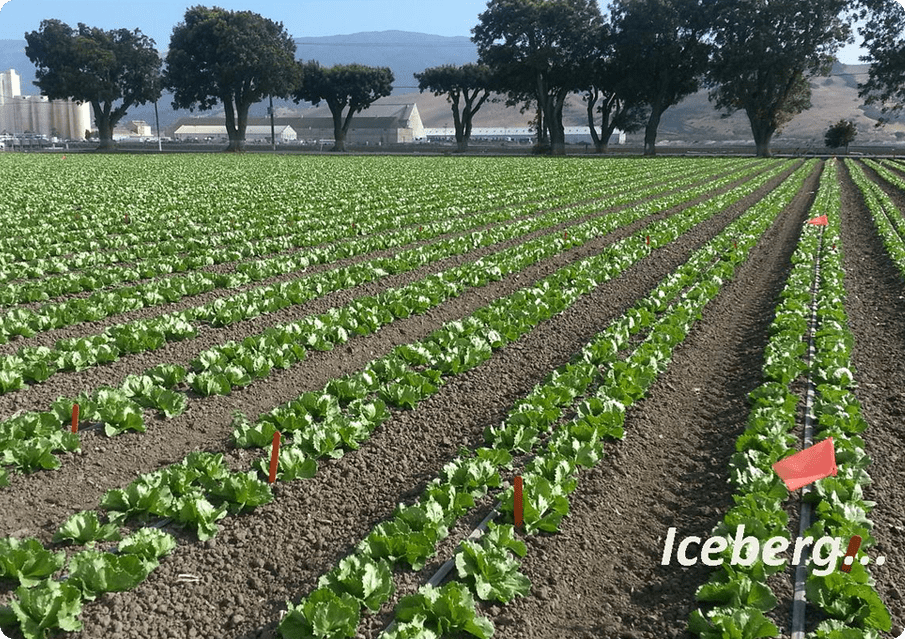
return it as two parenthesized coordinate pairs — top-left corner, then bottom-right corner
(0, 69), (92, 140)
(172, 123), (298, 143)
(169, 102), (424, 146)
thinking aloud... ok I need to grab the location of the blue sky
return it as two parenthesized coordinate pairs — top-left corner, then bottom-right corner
(0, 0), (871, 64)
(0, 0), (490, 45)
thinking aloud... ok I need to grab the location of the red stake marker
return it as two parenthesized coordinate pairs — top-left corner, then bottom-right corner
(71, 404), (79, 434)
(268, 431), (282, 484)
(513, 475), (524, 530)
(840, 535), (862, 573)
(646, 235), (650, 246)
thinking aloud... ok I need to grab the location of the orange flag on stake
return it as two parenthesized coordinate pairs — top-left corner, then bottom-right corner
(807, 215), (829, 226)
(772, 437), (837, 491)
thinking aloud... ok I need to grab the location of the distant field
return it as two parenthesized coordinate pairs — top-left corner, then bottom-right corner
(0, 154), (902, 639)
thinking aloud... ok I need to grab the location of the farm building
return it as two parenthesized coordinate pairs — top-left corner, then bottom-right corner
(286, 102), (425, 145)
(169, 101), (423, 146)
(172, 123), (298, 143)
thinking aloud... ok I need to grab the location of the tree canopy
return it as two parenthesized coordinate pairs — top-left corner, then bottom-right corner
(472, 0), (603, 155)
(581, 20), (648, 153)
(708, 0), (851, 157)
(293, 62), (394, 151)
(607, 0), (710, 155)
(855, 0), (905, 120)
(24, 19), (162, 149)
(164, 6), (299, 151)
(415, 64), (494, 152)
(825, 119), (857, 150)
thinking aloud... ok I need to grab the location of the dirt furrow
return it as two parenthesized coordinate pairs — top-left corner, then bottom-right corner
(41, 165), (802, 639)
(482, 164), (820, 639)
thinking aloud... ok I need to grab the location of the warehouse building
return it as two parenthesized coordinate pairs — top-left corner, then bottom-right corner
(172, 123), (297, 143)
(169, 101), (423, 146)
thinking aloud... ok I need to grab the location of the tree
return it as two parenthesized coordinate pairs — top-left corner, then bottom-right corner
(293, 62), (394, 152)
(415, 64), (494, 152)
(472, 0), (603, 155)
(608, 0), (710, 156)
(708, 0), (851, 157)
(24, 20), (161, 149)
(854, 0), (905, 120)
(825, 119), (857, 151)
(164, 6), (299, 152)
(582, 21), (648, 153)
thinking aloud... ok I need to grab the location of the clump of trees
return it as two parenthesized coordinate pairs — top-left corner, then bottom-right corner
(24, 20), (162, 150)
(164, 7), (299, 152)
(293, 62), (394, 152)
(415, 64), (494, 152)
(825, 119), (858, 151)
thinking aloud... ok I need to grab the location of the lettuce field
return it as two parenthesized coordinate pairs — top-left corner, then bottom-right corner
(0, 153), (903, 639)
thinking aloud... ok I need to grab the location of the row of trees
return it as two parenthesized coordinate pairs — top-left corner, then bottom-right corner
(22, 1), (905, 156)
(25, 7), (395, 151)
(459, 0), (857, 156)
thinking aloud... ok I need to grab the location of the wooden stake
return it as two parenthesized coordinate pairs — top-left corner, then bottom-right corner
(71, 404), (79, 434)
(268, 431), (282, 483)
(514, 475), (524, 530)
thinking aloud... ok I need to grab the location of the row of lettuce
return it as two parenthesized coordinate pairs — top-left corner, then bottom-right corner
(273, 161), (818, 638)
(0, 161), (785, 486)
(688, 160), (891, 639)
(0, 157), (730, 310)
(0, 160), (797, 639)
(0, 159), (751, 374)
(0, 155), (645, 265)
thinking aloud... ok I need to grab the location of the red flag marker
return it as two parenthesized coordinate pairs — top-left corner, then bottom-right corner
(564, 232), (568, 239)
(71, 404), (79, 434)
(840, 535), (862, 573)
(646, 235), (650, 246)
(807, 215), (829, 226)
(513, 475), (524, 530)
(772, 437), (837, 491)
(268, 431), (282, 484)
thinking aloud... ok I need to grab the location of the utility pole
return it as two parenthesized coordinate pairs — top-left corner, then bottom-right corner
(154, 99), (162, 152)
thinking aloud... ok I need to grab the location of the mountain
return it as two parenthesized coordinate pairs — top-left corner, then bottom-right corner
(2, 32), (902, 146)
(294, 30), (477, 91)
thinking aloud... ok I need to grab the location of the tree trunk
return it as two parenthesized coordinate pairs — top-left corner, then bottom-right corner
(643, 106), (663, 156)
(451, 93), (467, 152)
(329, 103), (347, 152)
(549, 93), (566, 156)
(91, 101), (115, 150)
(460, 89), (488, 153)
(748, 115), (775, 158)
(224, 99), (246, 152)
(97, 119), (115, 150)
(586, 90), (603, 152)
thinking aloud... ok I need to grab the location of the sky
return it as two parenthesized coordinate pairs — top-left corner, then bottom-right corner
(0, 0), (490, 45)
(0, 0), (884, 65)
